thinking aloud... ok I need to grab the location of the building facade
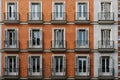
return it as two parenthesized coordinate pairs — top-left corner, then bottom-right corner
(94, 0), (118, 80)
(0, 0), (118, 80)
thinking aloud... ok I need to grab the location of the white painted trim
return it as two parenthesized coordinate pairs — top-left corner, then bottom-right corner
(52, 27), (65, 41)
(29, 1), (42, 12)
(5, 1), (18, 12)
(76, 0), (89, 13)
(52, 0), (65, 12)
(99, 1), (112, 12)
(29, 28), (42, 40)
(4, 28), (19, 40)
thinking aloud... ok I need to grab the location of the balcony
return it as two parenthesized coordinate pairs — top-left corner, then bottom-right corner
(27, 40), (43, 52)
(27, 12), (43, 24)
(75, 68), (90, 79)
(4, 40), (20, 52)
(4, 12), (20, 24)
(98, 40), (115, 52)
(28, 68), (42, 79)
(98, 12), (115, 24)
(4, 68), (19, 79)
(51, 68), (66, 79)
(75, 12), (90, 24)
(75, 40), (91, 52)
(51, 12), (67, 24)
(98, 68), (114, 79)
(51, 40), (66, 52)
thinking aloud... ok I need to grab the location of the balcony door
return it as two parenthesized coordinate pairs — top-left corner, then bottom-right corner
(77, 29), (88, 48)
(5, 29), (17, 48)
(30, 29), (42, 48)
(29, 56), (42, 76)
(54, 3), (64, 20)
(101, 29), (111, 48)
(53, 29), (64, 48)
(100, 56), (113, 76)
(101, 2), (111, 20)
(52, 56), (65, 76)
(76, 56), (89, 76)
(7, 3), (17, 20)
(77, 3), (87, 20)
(5, 56), (19, 76)
(31, 3), (41, 20)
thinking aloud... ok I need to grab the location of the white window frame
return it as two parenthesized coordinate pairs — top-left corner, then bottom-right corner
(52, 28), (65, 48)
(76, 1), (89, 20)
(5, 55), (19, 76)
(5, 28), (18, 48)
(51, 54), (66, 76)
(75, 55), (90, 76)
(29, 28), (42, 48)
(52, 1), (65, 20)
(5, 1), (18, 20)
(29, 1), (42, 20)
(99, 55), (114, 76)
(76, 28), (89, 48)
(28, 55), (42, 76)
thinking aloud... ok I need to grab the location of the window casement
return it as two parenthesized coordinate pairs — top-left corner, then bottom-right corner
(76, 2), (88, 20)
(28, 56), (42, 76)
(76, 56), (90, 76)
(4, 29), (18, 48)
(29, 29), (42, 48)
(100, 29), (112, 48)
(4, 56), (19, 76)
(52, 29), (65, 48)
(99, 56), (114, 76)
(6, 2), (18, 20)
(100, 2), (112, 20)
(76, 29), (89, 48)
(52, 2), (65, 20)
(52, 55), (66, 76)
(29, 2), (42, 20)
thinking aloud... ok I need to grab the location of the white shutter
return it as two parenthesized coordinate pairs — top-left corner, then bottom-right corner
(63, 56), (66, 74)
(5, 29), (8, 48)
(40, 56), (42, 75)
(99, 56), (102, 73)
(28, 56), (32, 75)
(16, 56), (19, 75)
(52, 56), (55, 75)
(40, 29), (42, 48)
(76, 56), (79, 75)
(30, 29), (32, 47)
(5, 56), (8, 75)
(87, 56), (90, 75)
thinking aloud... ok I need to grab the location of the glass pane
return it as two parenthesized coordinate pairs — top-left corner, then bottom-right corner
(102, 58), (105, 72)
(79, 60), (82, 72)
(33, 58), (36, 72)
(83, 60), (86, 72)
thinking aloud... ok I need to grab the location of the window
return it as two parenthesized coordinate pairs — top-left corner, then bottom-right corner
(77, 29), (88, 48)
(30, 3), (41, 20)
(52, 56), (66, 76)
(53, 29), (65, 48)
(76, 56), (89, 76)
(28, 56), (42, 76)
(99, 56), (113, 76)
(77, 3), (87, 20)
(29, 29), (42, 48)
(101, 2), (111, 20)
(101, 29), (111, 48)
(7, 2), (17, 20)
(53, 3), (64, 20)
(5, 29), (18, 48)
(5, 56), (19, 75)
